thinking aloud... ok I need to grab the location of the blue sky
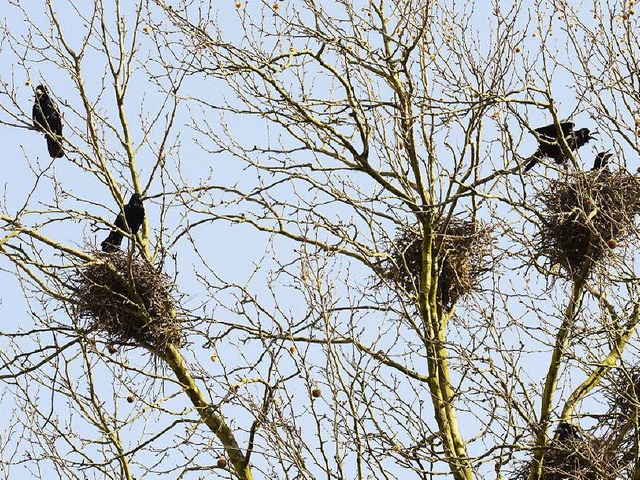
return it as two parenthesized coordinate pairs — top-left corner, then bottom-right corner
(0, 1), (639, 479)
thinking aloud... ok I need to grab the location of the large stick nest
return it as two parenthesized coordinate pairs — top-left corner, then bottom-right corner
(380, 220), (492, 307)
(512, 426), (624, 480)
(604, 367), (640, 418)
(71, 251), (182, 349)
(513, 367), (640, 479)
(599, 366), (640, 464)
(539, 169), (640, 276)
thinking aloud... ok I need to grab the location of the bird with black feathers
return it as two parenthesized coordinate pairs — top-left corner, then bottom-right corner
(32, 85), (64, 158)
(592, 151), (613, 171)
(555, 421), (580, 442)
(101, 194), (145, 252)
(524, 122), (596, 172)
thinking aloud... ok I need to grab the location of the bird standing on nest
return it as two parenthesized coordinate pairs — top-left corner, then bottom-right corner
(524, 122), (596, 172)
(32, 84), (64, 158)
(101, 194), (145, 252)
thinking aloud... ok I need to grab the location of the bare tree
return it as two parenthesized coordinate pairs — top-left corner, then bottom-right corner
(1, 0), (640, 479)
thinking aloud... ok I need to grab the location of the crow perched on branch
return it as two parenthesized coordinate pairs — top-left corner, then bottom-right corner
(591, 151), (613, 171)
(524, 122), (595, 172)
(32, 85), (64, 158)
(101, 194), (145, 252)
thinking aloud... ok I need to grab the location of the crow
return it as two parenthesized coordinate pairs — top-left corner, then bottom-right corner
(32, 85), (64, 158)
(101, 194), (145, 252)
(591, 150), (613, 171)
(524, 122), (595, 172)
(555, 422), (580, 442)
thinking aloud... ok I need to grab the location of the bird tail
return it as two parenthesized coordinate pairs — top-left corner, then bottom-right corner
(523, 153), (541, 172)
(101, 232), (123, 252)
(46, 134), (64, 158)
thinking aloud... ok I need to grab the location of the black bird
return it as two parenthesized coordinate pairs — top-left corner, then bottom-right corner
(101, 194), (145, 252)
(32, 84), (64, 158)
(524, 122), (596, 172)
(555, 422), (580, 442)
(591, 150), (613, 171)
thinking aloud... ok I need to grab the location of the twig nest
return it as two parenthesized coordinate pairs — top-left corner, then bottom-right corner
(71, 251), (182, 349)
(539, 170), (640, 276)
(381, 220), (492, 307)
(513, 427), (618, 479)
(513, 367), (640, 479)
(605, 367), (640, 420)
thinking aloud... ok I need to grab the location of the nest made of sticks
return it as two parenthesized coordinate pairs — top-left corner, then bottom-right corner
(512, 427), (622, 480)
(595, 367), (640, 475)
(71, 251), (181, 349)
(539, 169), (640, 276)
(380, 220), (492, 307)
(604, 367), (640, 417)
(513, 367), (640, 480)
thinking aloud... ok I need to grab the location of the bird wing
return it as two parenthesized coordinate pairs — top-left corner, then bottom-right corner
(44, 99), (63, 135)
(534, 122), (574, 139)
(124, 203), (145, 234)
(32, 103), (45, 131)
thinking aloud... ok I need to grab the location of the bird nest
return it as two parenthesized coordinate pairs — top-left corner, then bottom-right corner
(512, 428), (623, 480)
(604, 367), (640, 417)
(70, 251), (182, 349)
(598, 367), (640, 472)
(513, 367), (640, 479)
(380, 220), (492, 307)
(539, 169), (640, 276)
